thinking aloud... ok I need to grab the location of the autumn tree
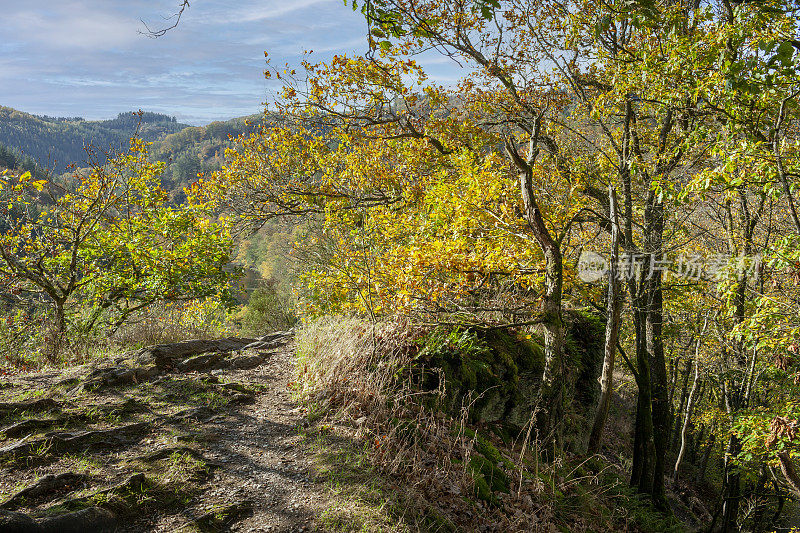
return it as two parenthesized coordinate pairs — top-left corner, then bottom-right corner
(0, 139), (236, 357)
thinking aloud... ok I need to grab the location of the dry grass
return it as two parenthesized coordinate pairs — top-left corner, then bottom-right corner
(292, 316), (658, 532)
(111, 301), (234, 348)
(1, 299), (235, 371)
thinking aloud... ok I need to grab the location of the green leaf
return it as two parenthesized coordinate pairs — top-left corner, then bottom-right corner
(775, 41), (795, 67)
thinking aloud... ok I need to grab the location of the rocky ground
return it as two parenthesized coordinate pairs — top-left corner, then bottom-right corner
(0, 332), (332, 532)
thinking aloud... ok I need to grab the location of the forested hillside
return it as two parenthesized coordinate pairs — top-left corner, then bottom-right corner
(0, 106), (267, 199)
(0, 107), (187, 172)
(147, 114), (265, 200)
(0, 139), (48, 179)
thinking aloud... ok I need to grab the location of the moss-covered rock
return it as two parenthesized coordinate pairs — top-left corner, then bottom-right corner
(468, 454), (509, 502)
(415, 327), (526, 425)
(562, 309), (605, 452)
(414, 312), (603, 445)
(461, 428), (511, 503)
(564, 309), (605, 410)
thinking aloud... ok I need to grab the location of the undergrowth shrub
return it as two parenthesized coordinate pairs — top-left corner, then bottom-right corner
(2, 294), (237, 369)
(0, 307), (48, 368)
(111, 298), (235, 348)
(236, 282), (297, 335)
(0, 304), (111, 368)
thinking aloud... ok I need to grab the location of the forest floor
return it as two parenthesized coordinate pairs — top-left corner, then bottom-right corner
(0, 333), (333, 532)
(0, 330), (720, 533)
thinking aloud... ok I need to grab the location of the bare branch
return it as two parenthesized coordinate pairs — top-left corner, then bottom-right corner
(140, 1), (190, 38)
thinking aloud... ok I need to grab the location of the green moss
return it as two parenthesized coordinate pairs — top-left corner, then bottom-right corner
(462, 428), (513, 470)
(460, 427), (512, 504)
(416, 327), (547, 427)
(416, 327), (516, 423)
(564, 309), (604, 409)
(483, 329), (544, 374)
(470, 468), (494, 502)
(468, 454), (509, 503)
(413, 318), (604, 451)
(559, 309), (605, 453)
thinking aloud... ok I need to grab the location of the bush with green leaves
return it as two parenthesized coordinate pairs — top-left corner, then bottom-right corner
(237, 282), (297, 335)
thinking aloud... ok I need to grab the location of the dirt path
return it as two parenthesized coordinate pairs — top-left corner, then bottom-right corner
(0, 336), (331, 532)
(133, 343), (329, 532)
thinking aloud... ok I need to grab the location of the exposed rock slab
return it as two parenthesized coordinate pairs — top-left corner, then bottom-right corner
(1, 473), (90, 510)
(131, 338), (259, 369)
(0, 422), (150, 460)
(0, 506), (117, 533)
(1, 419), (62, 440)
(78, 332), (295, 393)
(0, 399), (58, 415)
(176, 353), (226, 373)
(56, 473), (148, 511)
(227, 393), (255, 405)
(142, 446), (211, 463)
(169, 406), (216, 422)
(186, 500), (253, 533)
(0, 509), (42, 532)
(83, 365), (158, 391)
(37, 506), (117, 533)
(226, 354), (264, 370)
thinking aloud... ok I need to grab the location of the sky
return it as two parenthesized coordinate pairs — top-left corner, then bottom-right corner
(0, 0), (463, 125)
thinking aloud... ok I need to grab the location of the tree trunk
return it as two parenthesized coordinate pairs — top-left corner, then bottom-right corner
(719, 434), (742, 532)
(631, 302), (655, 494)
(517, 161), (565, 449)
(48, 298), (68, 362)
(647, 251), (670, 509)
(630, 193), (670, 509)
(588, 185), (623, 454)
(667, 356), (679, 422)
(719, 191), (760, 531)
(770, 493), (785, 530)
(697, 431), (715, 485)
(623, 166), (656, 496)
(776, 452), (800, 498)
(751, 466), (770, 533)
(670, 358), (692, 453)
(673, 317), (707, 480)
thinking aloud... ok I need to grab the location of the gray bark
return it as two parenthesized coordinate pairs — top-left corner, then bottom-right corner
(588, 185), (623, 454)
(673, 316), (708, 480)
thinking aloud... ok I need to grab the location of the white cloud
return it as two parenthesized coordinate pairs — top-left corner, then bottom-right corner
(49, 77), (119, 87)
(7, 4), (138, 49)
(202, 0), (336, 24)
(0, 0), (459, 124)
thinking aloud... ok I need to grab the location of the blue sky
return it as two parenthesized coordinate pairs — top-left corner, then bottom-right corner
(0, 0), (463, 125)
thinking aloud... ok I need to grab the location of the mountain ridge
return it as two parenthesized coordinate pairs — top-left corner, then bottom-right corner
(0, 106), (194, 172)
(0, 106), (266, 197)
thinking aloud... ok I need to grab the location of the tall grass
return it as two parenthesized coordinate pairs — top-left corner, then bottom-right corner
(295, 317), (550, 531)
(294, 316), (685, 532)
(111, 298), (235, 348)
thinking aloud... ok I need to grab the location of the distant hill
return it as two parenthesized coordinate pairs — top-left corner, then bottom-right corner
(147, 114), (264, 200)
(0, 106), (271, 199)
(0, 107), (190, 172)
(0, 139), (48, 179)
